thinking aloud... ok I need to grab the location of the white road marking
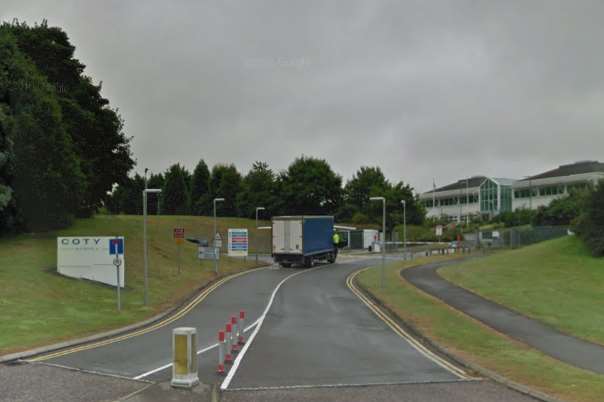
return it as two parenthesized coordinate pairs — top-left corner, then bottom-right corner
(220, 265), (325, 390)
(132, 318), (261, 380)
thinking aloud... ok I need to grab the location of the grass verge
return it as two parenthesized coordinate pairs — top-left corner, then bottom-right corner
(0, 214), (271, 355)
(440, 236), (604, 346)
(356, 255), (604, 402)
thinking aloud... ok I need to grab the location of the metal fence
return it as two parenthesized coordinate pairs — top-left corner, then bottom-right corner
(465, 225), (569, 249)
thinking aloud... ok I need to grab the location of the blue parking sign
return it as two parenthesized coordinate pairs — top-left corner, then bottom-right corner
(109, 238), (124, 255)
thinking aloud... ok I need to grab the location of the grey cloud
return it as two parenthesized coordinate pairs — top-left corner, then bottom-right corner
(2, 0), (603, 193)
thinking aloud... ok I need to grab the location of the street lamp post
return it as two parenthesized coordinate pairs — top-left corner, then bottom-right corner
(213, 198), (225, 274)
(400, 200), (407, 260)
(255, 207), (265, 264)
(370, 196), (386, 289)
(143, 188), (162, 306)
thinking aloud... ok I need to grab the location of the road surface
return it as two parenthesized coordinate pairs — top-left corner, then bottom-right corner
(10, 258), (540, 402)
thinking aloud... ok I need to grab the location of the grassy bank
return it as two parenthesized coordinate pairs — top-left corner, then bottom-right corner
(0, 214), (271, 355)
(440, 236), (604, 345)
(356, 256), (604, 402)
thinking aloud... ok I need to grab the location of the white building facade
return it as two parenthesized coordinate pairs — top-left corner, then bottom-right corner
(512, 161), (604, 210)
(420, 161), (604, 222)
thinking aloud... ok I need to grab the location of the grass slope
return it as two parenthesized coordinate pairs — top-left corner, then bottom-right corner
(0, 214), (271, 355)
(357, 256), (604, 402)
(440, 236), (604, 345)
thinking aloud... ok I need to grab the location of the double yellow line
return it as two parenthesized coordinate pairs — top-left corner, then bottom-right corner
(29, 267), (267, 362)
(346, 268), (471, 380)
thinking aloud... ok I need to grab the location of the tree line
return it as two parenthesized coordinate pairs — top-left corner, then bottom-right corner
(0, 20), (133, 232)
(108, 157), (425, 232)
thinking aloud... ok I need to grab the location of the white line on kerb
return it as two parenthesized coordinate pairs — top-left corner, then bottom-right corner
(132, 318), (261, 380)
(220, 265), (323, 390)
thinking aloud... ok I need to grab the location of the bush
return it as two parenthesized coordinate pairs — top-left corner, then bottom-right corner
(576, 181), (604, 257)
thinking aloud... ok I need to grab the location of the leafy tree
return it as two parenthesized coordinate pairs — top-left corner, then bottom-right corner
(278, 156), (343, 215)
(209, 164), (242, 216)
(190, 159), (210, 215)
(106, 174), (145, 215)
(344, 167), (388, 212)
(161, 164), (190, 215)
(237, 161), (277, 219)
(146, 172), (164, 214)
(576, 181), (604, 256)
(533, 193), (586, 226)
(383, 181), (424, 231)
(2, 21), (134, 216)
(0, 33), (84, 230)
(0, 101), (15, 231)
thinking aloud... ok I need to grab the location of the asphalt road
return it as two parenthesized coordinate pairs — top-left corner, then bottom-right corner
(14, 257), (545, 402)
(403, 260), (604, 374)
(42, 266), (295, 378)
(226, 260), (463, 389)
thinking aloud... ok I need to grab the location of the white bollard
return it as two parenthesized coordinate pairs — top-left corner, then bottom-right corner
(217, 330), (225, 375)
(231, 316), (240, 352)
(171, 327), (199, 388)
(238, 310), (246, 345)
(225, 323), (233, 363)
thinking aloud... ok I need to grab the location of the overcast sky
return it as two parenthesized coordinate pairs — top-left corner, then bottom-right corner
(2, 1), (603, 192)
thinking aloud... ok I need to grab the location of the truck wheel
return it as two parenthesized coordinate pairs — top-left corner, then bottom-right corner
(280, 262), (292, 268)
(327, 253), (336, 264)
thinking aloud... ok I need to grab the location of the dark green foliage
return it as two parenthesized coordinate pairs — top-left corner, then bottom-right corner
(106, 174), (145, 215)
(161, 164), (190, 215)
(146, 173), (164, 214)
(533, 194), (586, 226)
(236, 161), (277, 219)
(277, 156), (343, 215)
(190, 159), (210, 215)
(209, 164), (242, 216)
(496, 208), (537, 227)
(344, 166), (388, 213)
(1, 21), (134, 217)
(576, 181), (604, 256)
(342, 166), (423, 230)
(0, 32), (84, 230)
(0, 98), (15, 230)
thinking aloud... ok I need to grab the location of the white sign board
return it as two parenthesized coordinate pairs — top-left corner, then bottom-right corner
(198, 246), (219, 260)
(228, 228), (249, 257)
(57, 237), (125, 288)
(435, 225), (443, 237)
(214, 232), (223, 249)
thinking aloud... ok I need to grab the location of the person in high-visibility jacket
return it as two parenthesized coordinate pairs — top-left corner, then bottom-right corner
(332, 232), (341, 248)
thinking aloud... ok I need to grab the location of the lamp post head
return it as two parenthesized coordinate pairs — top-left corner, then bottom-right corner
(256, 206), (266, 211)
(401, 200), (406, 206)
(214, 197), (225, 202)
(370, 196), (385, 202)
(144, 188), (162, 194)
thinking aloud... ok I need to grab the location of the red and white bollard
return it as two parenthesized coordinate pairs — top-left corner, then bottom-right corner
(217, 330), (226, 375)
(231, 316), (240, 352)
(238, 311), (246, 345)
(225, 323), (233, 363)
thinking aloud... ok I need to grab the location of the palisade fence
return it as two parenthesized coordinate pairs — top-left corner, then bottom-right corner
(465, 225), (570, 249)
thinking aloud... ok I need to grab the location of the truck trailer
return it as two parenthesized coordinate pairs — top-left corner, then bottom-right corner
(272, 216), (336, 267)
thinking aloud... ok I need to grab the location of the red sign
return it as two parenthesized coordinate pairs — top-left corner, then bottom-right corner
(173, 228), (185, 239)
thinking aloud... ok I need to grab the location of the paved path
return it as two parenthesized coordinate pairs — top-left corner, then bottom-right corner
(403, 260), (604, 374)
